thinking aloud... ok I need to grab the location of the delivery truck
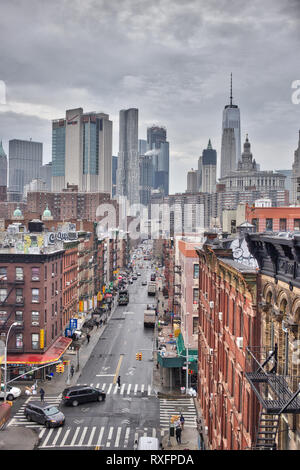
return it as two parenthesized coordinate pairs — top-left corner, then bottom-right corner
(147, 281), (156, 296)
(144, 309), (156, 327)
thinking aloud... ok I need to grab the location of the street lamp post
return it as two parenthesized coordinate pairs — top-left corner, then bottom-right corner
(4, 322), (18, 402)
(185, 312), (189, 397)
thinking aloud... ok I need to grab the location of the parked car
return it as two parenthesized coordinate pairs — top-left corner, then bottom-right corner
(82, 319), (97, 329)
(0, 384), (21, 401)
(24, 402), (65, 428)
(137, 272), (141, 276)
(62, 385), (106, 407)
(132, 275), (137, 280)
(142, 280), (147, 286)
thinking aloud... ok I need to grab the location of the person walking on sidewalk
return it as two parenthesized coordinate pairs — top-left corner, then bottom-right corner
(117, 376), (121, 388)
(175, 425), (182, 444)
(86, 333), (90, 344)
(39, 387), (45, 403)
(70, 364), (75, 378)
(180, 413), (185, 430)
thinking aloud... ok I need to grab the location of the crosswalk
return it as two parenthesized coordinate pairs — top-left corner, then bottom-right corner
(76, 382), (155, 396)
(37, 424), (165, 449)
(159, 397), (197, 429)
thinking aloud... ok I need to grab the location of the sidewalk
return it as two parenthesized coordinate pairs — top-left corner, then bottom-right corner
(0, 300), (118, 450)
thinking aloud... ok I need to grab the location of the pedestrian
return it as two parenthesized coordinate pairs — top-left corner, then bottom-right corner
(160, 442), (164, 451)
(86, 333), (90, 344)
(39, 387), (45, 403)
(175, 425), (182, 444)
(117, 375), (121, 388)
(133, 440), (138, 450)
(96, 321), (99, 329)
(180, 413), (185, 430)
(70, 364), (75, 378)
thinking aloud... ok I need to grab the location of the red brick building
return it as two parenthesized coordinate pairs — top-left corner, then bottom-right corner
(62, 241), (79, 327)
(245, 205), (300, 232)
(196, 240), (260, 450)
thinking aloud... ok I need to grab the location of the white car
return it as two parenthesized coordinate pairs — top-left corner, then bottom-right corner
(0, 384), (21, 401)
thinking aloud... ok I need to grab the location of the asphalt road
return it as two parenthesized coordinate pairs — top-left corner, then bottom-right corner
(8, 259), (162, 450)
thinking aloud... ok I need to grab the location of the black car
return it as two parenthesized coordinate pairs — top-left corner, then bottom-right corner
(24, 402), (65, 428)
(62, 385), (106, 407)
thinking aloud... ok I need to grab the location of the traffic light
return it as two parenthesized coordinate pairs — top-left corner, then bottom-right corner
(136, 352), (142, 361)
(56, 364), (64, 373)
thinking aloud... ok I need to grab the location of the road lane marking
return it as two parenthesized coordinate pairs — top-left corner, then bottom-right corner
(141, 384), (144, 393)
(77, 426), (88, 446)
(113, 354), (124, 384)
(96, 426), (105, 447)
(106, 426), (114, 447)
(127, 384), (131, 395)
(52, 427), (63, 446)
(120, 384), (125, 394)
(70, 426), (81, 446)
(114, 426), (122, 447)
(124, 427), (130, 448)
(41, 428), (54, 448)
(60, 428), (70, 446)
(107, 383), (113, 394)
(134, 384), (138, 395)
(87, 426), (97, 447)
(113, 384), (118, 394)
(148, 385), (151, 395)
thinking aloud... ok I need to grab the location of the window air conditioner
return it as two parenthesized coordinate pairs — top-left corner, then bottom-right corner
(66, 282), (70, 286)
(209, 348), (214, 356)
(52, 273), (55, 277)
(236, 337), (243, 349)
(218, 312), (223, 321)
(55, 290), (58, 295)
(209, 301), (214, 309)
(32, 322), (39, 326)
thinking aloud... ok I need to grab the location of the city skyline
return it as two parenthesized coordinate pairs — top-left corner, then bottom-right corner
(0, 0), (299, 194)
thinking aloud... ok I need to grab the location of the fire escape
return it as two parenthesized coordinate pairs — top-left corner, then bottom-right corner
(245, 344), (300, 450)
(0, 276), (24, 334)
(173, 264), (182, 312)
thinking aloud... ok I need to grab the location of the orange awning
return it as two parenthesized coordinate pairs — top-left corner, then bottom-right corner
(7, 336), (72, 365)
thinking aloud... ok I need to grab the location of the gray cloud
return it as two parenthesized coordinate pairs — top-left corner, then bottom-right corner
(0, 0), (299, 193)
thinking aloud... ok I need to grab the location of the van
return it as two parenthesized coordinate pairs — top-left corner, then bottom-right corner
(137, 436), (160, 450)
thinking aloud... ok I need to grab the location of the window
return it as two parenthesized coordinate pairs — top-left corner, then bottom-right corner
(231, 362), (235, 397)
(32, 333), (39, 350)
(0, 288), (7, 302)
(239, 306), (244, 337)
(31, 267), (40, 281)
(16, 288), (23, 303)
(279, 219), (287, 231)
(16, 333), (23, 349)
(16, 267), (24, 281)
(0, 267), (7, 280)
(294, 219), (300, 231)
(44, 287), (47, 302)
(266, 218), (273, 231)
(32, 288), (39, 303)
(31, 311), (39, 325)
(193, 264), (199, 279)
(0, 310), (7, 324)
(15, 311), (23, 323)
(251, 218), (258, 232)
(44, 265), (47, 280)
(193, 288), (199, 304)
(193, 316), (198, 334)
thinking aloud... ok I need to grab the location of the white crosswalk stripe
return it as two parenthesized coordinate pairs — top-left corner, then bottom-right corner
(7, 395), (62, 428)
(159, 398), (198, 429)
(35, 424), (163, 449)
(75, 382), (154, 396)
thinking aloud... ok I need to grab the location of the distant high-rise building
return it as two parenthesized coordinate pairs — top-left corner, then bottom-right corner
(197, 155), (203, 192)
(220, 74), (241, 178)
(116, 108), (140, 209)
(0, 140), (7, 201)
(292, 131), (300, 204)
(112, 156), (118, 198)
(138, 139), (147, 156)
(52, 108), (113, 195)
(140, 154), (154, 206)
(8, 139), (43, 201)
(147, 125), (169, 196)
(0, 140), (7, 187)
(201, 139), (217, 193)
(186, 169), (198, 193)
(39, 162), (52, 191)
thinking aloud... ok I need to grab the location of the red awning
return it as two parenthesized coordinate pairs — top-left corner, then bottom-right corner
(7, 336), (73, 365)
(105, 294), (112, 298)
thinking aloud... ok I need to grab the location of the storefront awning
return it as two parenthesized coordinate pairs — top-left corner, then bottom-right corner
(7, 336), (72, 365)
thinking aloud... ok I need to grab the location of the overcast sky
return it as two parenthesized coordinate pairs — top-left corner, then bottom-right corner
(0, 0), (299, 193)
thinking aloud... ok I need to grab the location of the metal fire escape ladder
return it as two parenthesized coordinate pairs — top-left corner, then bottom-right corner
(246, 345), (300, 450)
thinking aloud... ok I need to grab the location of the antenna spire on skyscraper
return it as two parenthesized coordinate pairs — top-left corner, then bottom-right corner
(230, 73), (233, 106)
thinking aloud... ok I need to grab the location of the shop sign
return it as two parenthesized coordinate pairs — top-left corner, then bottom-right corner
(48, 231), (78, 244)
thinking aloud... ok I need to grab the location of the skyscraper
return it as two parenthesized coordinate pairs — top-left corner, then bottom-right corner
(147, 125), (169, 196)
(220, 75), (241, 178)
(186, 169), (198, 193)
(201, 139), (217, 193)
(116, 108), (140, 208)
(112, 156), (118, 198)
(52, 108), (113, 195)
(0, 140), (7, 187)
(0, 140), (7, 201)
(8, 139), (43, 201)
(292, 130), (300, 204)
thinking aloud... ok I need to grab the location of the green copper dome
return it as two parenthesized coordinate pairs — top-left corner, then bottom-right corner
(43, 205), (52, 218)
(13, 206), (22, 217)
